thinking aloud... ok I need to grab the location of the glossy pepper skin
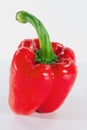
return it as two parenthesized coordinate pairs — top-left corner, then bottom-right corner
(8, 11), (77, 115)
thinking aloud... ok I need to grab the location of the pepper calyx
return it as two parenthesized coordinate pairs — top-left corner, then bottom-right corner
(16, 11), (58, 64)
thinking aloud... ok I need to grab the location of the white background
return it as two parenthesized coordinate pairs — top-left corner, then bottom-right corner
(0, 0), (87, 63)
(0, 0), (87, 130)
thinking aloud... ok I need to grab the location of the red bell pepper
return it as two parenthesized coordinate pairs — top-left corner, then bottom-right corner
(8, 11), (77, 115)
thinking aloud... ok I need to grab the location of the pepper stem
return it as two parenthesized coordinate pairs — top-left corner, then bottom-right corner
(16, 11), (57, 64)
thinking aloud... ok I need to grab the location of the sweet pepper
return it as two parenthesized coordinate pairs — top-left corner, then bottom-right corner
(8, 11), (77, 115)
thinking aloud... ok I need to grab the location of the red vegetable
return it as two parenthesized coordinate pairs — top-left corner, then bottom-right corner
(8, 11), (77, 115)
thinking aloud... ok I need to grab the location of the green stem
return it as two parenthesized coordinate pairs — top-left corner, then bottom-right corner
(16, 10), (57, 64)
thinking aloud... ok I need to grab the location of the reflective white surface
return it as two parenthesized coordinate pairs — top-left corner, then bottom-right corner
(0, 59), (87, 129)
